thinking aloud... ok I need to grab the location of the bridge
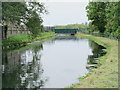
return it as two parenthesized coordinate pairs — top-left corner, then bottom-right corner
(44, 26), (89, 35)
(54, 29), (78, 35)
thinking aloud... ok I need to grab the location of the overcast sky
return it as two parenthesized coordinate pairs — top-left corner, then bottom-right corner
(41, 1), (89, 26)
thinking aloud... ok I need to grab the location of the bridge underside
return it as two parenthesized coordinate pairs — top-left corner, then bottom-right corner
(54, 29), (77, 34)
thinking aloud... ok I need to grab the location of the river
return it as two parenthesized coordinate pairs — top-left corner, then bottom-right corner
(2, 36), (106, 88)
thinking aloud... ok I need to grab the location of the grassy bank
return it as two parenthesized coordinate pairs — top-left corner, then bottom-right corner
(70, 33), (118, 88)
(3, 32), (56, 49)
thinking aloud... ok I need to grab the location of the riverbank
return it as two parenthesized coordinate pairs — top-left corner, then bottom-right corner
(2, 32), (56, 50)
(70, 33), (118, 88)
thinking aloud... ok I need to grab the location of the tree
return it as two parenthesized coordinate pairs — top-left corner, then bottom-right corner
(86, 1), (120, 38)
(26, 11), (43, 37)
(25, 2), (47, 36)
(2, 2), (27, 24)
(105, 2), (120, 36)
(2, 2), (47, 36)
(86, 2), (106, 33)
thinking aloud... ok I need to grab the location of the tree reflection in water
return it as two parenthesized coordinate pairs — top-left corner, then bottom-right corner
(2, 44), (48, 88)
(87, 40), (106, 71)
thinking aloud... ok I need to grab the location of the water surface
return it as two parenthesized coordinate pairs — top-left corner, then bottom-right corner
(2, 36), (105, 88)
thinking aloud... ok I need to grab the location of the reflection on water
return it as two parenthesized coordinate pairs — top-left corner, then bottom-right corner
(53, 36), (79, 41)
(87, 40), (106, 71)
(2, 36), (106, 88)
(2, 44), (47, 88)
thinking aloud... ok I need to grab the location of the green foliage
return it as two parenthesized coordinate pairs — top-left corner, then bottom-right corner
(26, 12), (43, 37)
(2, 2), (47, 36)
(2, 2), (27, 24)
(86, 2), (120, 38)
(54, 24), (88, 29)
(105, 2), (120, 36)
(86, 2), (106, 33)
(25, 2), (47, 36)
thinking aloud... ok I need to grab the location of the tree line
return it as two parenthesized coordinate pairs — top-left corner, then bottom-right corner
(86, 2), (120, 38)
(54, 24), (88, 29)
(2, 2), (47, 37)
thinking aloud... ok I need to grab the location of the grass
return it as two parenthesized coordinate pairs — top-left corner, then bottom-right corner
(3, 34), (30, 46)
(3, 36), (55, 53)
(69, 33), (118, 88)
(2, 32), (56, 49)
(34, 33), (56, 40)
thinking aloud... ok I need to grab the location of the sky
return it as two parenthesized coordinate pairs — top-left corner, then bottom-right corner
(40, 0), (89, 26)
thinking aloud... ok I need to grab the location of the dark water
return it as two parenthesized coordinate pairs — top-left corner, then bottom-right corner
(2, 36), (106, 88)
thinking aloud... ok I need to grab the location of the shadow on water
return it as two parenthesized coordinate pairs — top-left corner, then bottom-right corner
(2, 36), (106, 88)
(2, 44), (48, 88)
